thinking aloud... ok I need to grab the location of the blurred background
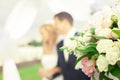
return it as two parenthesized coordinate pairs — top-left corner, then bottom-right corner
(0, 0), (116, 80)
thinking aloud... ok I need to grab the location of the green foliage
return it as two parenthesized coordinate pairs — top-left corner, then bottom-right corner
(107, 65), (115, 75)
(99, 64), (120, 80)
(112, 30), (120, 37)
(89, 35), (107, 43)
(91, 53), (99, 60)
(77, 32), (84, 37)
(60, 46), (68, 51)
(90, 35), (108, 39)
(117, 61), (120, 68)
(90, 27), (95, 34)
(77, 46), (97, 53)
(99, 72), (112, 80)
(28, 40), (42, 47)
(76, 43), (98, 53)
(87, 43), (97, 47)
(75, 43), (98, 66)
(94, 36), (108, 39)
(111, 15), (119, 29)
(108, 65), (115, 72)
(70, 37), (77, 41)
(110, 65), (120, 79)
(92, 74), (96, 80)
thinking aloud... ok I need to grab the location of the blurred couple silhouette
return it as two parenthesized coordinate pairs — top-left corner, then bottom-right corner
(39, 12), (90, 80)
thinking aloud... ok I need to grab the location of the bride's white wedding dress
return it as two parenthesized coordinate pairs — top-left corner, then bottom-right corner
(41, 49), (63, 80)
(41, 53), (57, 70)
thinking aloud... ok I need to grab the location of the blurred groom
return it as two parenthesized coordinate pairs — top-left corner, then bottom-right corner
(51, 12), (90, 80)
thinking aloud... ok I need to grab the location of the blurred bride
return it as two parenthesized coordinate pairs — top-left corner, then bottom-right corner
(39, 24), (62, 80)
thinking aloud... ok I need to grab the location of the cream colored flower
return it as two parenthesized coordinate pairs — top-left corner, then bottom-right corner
(96, 39), (113, 53)
(89, 6), (113, 29)
(113, 5), (120, 20)
(96, 55), (109, 72)
(106, 46), (120, 65)
(113, 41), (120, 50)
(88, 11), (103, 28)
(95, 28), (112, 38)
(82, 31), (92, 43)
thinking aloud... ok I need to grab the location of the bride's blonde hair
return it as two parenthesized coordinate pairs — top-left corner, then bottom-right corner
(40, 24), (57, 54)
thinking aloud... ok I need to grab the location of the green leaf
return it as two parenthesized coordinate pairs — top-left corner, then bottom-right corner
(70, 37), (76, 40)
(112, 30), (120, 37)
(99, 72), (104, 80)
(107, 65), (115, 75)
(117, 61), (120, 68)
(108, 65), (115, 72)
(76, 43), (98, 59)
(111, 15), (118, 22)
(60, 46), (68, 51)
(99, 72), (112, 80)
(111, 15), (118, 29)
(104, 75), (112, 80)
(92, 74), (96, 80)
(28, 40), (42, 47)
(77, 46), (97, 53)
(94, 36), (108, 39)
(87, 43), (97, 48)
(77, 32), (84, 37)
(75, 54), (87, 66)
(90, 27), (95, 34)
(89, 35), (107, 40)
(76, 46), (87, 51)
(91, 53), (99, 60)
(110, 65), (120, 79)
(87, 52), (97, 59)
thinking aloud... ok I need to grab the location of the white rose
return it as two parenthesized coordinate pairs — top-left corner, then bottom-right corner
(88, 11), (103, 28)
(113, 41), (120, 50)
(95, 28), (112, 38)
(106, 46), (120, 65)
(101, 6), (113, 28)
(89, 6), (113, 29)
(113, 5), (120, 19)
(96, 55), (109, 72)
(96, 39), (113, 53)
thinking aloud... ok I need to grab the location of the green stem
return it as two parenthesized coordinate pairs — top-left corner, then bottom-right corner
(92, 74), (96, 80)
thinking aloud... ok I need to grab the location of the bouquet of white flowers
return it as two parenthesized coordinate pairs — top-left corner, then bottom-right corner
(60, 4), (120, 80)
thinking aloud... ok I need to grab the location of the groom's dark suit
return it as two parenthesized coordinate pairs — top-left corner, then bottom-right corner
(56, 33), (90, 80)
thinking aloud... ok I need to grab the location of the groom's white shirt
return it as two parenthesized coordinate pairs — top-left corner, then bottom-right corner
(64, 27), (76, 62)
